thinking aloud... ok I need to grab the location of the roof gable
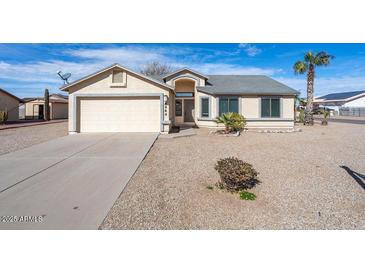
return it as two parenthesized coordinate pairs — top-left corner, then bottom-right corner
(60, 63), (173, 91)
(0, 88), (22, 102)
(163, 68), (209, 81)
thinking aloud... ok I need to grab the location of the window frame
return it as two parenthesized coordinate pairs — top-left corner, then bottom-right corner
(217, 96), (240, 116)
(175, 99), (183, 117)
(200, 97), (210, 118)
(260, 97), (282, 118)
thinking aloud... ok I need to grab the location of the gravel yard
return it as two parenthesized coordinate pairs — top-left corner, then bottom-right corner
(0, 121), (68, 155)
(102, 122), (365, 229)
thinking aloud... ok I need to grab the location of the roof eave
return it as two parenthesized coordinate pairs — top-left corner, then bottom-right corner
(197, 88), (299, 96)
(0, 88), (23, 102)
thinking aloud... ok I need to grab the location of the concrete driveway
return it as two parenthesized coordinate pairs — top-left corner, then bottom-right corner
(0, 132), (158, 229)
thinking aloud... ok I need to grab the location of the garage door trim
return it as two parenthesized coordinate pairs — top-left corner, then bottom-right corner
(72, 93), (164, 133)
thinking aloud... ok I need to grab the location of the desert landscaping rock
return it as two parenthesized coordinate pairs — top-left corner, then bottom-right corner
(102, 122), (365, 229)
(0, 121), (68, 155)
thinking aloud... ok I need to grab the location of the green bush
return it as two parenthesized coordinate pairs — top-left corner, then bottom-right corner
(0, 110), (8, 124)
(215, 157), (259, 191)
(239, 191), (256, 200)
(216, 112), (246, 133)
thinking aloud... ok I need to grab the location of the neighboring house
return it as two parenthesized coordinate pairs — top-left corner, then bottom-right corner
(23, 94), (68, 120)
(60, 63), (299, 134)
(314, 90), (365, 115)
(0, 88), (23, 121)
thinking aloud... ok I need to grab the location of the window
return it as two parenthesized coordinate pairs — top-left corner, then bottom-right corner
(175, 99), (182, 116)
(112, 70), (124, 83)
(176, 92), (194, 97)
(261, 98), (281, 118)
(201, 98), (209, 117)
(218, 97), (239, 116)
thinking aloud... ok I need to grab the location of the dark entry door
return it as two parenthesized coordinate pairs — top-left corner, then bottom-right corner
(184, 100), (194, 122)
(38, 105), (44, 120)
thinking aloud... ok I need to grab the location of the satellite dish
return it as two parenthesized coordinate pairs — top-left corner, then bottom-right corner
(57, 71), (72, 84)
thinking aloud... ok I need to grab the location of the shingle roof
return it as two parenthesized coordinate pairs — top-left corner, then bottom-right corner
(197, 75), (299, 95)
(23, 93), (68, 103)
(317, 90), (365, 101)
(59, 63), (298, 96)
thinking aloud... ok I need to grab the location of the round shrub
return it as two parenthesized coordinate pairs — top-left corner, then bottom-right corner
(215, 157), (259, 191)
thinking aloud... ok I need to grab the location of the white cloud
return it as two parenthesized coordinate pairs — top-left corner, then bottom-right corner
(64, 46), (169, 66)
(274, 76), (365, 97)
(0, 60), (102, 84)
(190, 63), (280, 75)
(0, 45), (276, 91)
(238, 43), (262, 57)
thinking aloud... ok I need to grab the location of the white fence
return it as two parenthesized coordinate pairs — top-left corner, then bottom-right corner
(339, 107), (365, 117)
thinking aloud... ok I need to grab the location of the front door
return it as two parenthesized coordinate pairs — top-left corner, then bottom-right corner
(184, 100), (194, 122)
(38, 105), (44, 120)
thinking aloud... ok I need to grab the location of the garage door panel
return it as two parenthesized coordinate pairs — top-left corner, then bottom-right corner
(79, 97), (160, 132)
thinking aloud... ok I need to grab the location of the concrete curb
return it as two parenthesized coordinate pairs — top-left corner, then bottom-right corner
(0, 119), (67, 131)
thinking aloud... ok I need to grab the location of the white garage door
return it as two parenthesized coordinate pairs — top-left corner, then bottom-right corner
(79, 97), (161, 132)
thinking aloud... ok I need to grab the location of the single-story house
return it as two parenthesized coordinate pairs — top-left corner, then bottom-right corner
(0, 88), (23, 121)
(314, 90), (365, 116)
(23, 93), (68, 120)
(60, 63), (299, 134)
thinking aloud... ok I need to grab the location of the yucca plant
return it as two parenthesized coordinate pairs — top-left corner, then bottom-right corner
(216, 112), (246, 133)
(294, 51), (334, 125)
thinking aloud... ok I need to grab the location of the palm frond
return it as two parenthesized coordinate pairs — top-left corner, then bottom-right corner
(293, 61), (307, 74)
(304, 51), (315, 63)
(314, 51), (335, 66)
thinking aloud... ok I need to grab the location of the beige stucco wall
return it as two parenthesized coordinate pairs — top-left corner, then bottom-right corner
(0, 92), (19, 121)
(66, 68), (172, 133)
(193, 93), (295, 129)
(25, 100), (44, 119)
(51, 103), (68, 119)
(25, 100), (69, 120)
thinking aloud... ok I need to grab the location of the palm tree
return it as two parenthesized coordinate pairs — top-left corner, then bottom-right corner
(293, 51), (334, 125)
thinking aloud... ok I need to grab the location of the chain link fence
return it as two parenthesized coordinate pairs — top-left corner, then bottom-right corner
(339, 107), (365, 117)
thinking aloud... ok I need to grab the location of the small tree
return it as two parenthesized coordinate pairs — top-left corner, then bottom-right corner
(44, 88), (50, 121)
(140, 61), (173, 76)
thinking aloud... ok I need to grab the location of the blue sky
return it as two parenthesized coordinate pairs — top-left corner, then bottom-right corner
(1, 43), (365, 98)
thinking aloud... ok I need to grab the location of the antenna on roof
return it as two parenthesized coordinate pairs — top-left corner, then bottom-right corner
(57, 71), (72, 84)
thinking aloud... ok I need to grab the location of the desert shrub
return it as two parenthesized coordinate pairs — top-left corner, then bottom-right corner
(321, 109), (330, 126)
(298, 109), (305, 123)
(215, 157), (259, 191)
(239, 191), (256, 200)
(206, 185), (214, 190)
(0, 110), (8, 124)
(216, 112), (246, 133)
